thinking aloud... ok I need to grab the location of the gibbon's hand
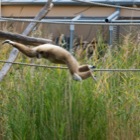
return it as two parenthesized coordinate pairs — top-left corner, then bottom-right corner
(2, 40), (14, 45)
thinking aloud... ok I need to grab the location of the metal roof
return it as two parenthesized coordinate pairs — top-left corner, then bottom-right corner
(1, 0), (140, 6)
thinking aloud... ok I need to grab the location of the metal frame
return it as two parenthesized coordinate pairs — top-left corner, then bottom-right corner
(105, 8), (120, 23)
(1, 9), (140, 47)
(65, 9), (140, 47)
(1, 0), (140, 48)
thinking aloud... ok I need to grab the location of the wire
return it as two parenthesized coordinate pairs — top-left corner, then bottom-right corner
(94, 69), (140, 72)
(0, 60), (67, 69)
(0, 60), (140, 72)
(72, 0), (140, 11)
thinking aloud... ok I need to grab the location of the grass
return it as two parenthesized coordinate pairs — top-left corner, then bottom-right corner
(0, 37), (140, 140)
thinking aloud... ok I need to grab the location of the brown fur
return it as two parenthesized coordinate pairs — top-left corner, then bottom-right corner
(3, 40), (95, 81)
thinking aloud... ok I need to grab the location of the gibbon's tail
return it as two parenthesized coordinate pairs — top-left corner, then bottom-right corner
(2, 40), (37, 58)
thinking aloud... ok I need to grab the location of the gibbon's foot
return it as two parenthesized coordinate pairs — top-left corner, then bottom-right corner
(88, 65), (96, 71)
(91, 74), (97, 81)
(73, 73), (82, 81)
(88, 65), (97, 81)
(2, 40), (14, 45)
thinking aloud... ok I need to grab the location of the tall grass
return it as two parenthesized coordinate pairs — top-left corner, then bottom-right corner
(0, 38), (140, 140)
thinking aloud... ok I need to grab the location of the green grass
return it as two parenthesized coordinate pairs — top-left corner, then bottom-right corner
(0, 38), (140, 140)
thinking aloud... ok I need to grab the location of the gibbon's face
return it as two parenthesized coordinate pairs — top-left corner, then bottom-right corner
(36, 51), (44, 59)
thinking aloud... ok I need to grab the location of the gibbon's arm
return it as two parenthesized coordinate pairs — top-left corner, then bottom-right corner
(2, 40), (78, 66)
(2, 40), (37, 58)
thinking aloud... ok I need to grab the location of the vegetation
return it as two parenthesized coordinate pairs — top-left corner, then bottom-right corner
(0, 36), (140, 140)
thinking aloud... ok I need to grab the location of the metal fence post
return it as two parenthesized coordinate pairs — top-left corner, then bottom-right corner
(109, 25), (113, 46)
(69, 14), (82, 53)
(69, 23), (75, 52)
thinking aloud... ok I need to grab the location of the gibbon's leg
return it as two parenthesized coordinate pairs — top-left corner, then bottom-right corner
(78, 71), (97, 81)
(78, 65), (97, 81)
(65, 56), (96, 81)
(77, 71), (92, 80)
(72, 73), (82, 81)
(67, 64), (83, 81)
(71, 66), (96, 81)
(78, 65), (96, 72)
(65, 56), (83, 81)
(72, 69), (94, 81)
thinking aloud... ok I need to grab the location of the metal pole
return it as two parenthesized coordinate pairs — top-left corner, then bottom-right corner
(109, 25), (113, 46)
(69, 23), (75, 52)
(69, 14), (82, 52)
(105, 9), (120, 23)
(0, 0), (1, 17)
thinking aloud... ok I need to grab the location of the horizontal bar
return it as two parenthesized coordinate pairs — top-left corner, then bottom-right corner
(105, 9), (120, 22)
(1, 17), (140, 25)
(0, 60), (140, 72)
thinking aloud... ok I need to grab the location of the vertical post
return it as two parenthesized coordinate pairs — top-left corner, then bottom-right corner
(0, 0), (1, 30)
(69, 23), (74, 53)
(109, 25), (113, 46)
(69, 14), (82, 53)
(0, 0), (1, 17)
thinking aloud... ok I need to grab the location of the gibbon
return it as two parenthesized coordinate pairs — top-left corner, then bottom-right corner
(2, 40), (96, 81)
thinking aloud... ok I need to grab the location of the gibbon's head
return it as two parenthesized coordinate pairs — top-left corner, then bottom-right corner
(2, 40), (14, 45)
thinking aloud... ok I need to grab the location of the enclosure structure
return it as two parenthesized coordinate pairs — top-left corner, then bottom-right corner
(1, 0), (140, 48)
